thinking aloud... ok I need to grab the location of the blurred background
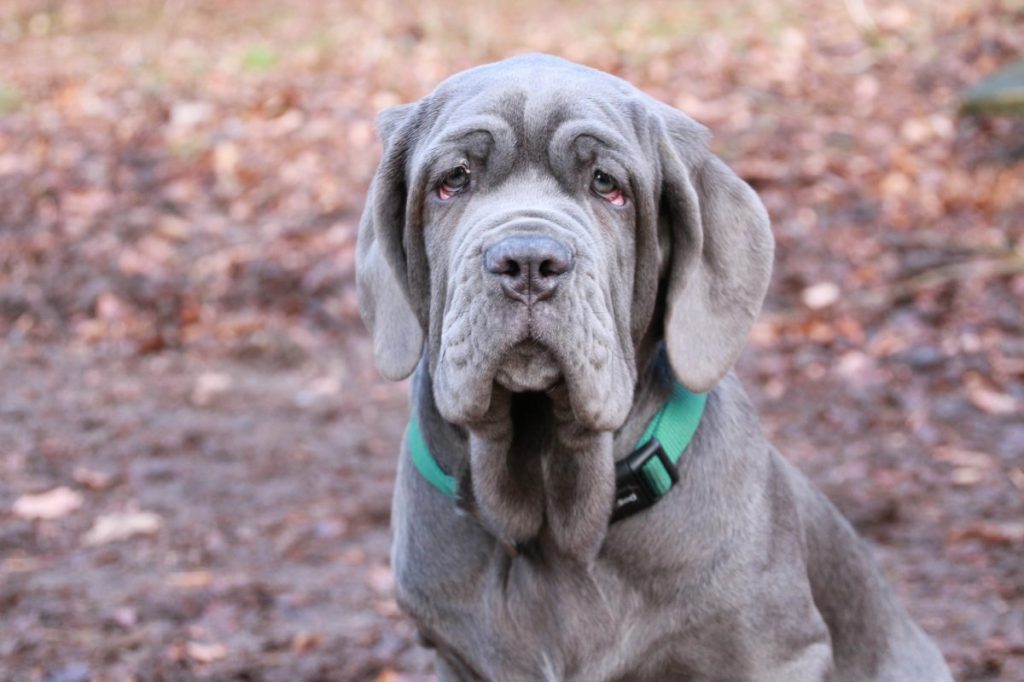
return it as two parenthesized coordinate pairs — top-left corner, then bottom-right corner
(1, 0), (1022, 679)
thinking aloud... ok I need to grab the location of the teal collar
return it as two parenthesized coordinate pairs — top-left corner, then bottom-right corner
(406, 383), (708, 523)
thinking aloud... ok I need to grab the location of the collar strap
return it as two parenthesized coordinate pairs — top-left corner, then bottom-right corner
(407, 383), (708, 524)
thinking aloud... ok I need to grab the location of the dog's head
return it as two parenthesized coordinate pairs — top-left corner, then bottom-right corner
(358, 54), (773, 431)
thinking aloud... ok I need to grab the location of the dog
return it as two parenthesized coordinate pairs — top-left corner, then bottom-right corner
(356, 54), (952, 681)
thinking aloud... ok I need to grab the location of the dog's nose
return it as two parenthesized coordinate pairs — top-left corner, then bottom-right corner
(483, 235), (574, 304)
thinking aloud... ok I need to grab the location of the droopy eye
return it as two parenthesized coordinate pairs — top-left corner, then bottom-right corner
(591, 170), (625, 206)
(438, 165), (470, 200)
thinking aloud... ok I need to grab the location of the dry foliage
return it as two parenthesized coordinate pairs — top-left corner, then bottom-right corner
(0, 0), (1022, 680)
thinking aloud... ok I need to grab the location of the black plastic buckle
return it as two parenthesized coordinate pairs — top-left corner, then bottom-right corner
(610, 437), (679, 523)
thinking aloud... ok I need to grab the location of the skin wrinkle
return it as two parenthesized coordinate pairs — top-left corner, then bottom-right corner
(433, 167), (633, 430)
(423, 118), (638, 541)
(467, 389), (545, 546)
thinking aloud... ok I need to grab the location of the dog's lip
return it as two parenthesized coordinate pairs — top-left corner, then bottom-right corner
(493, 363), (563, 392)
(493, 340), (563, 393)
(494, 373), (563, 393)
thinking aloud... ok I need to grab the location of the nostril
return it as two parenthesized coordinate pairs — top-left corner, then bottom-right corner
(538, 250), (573, 278)
(485, 247), (522, 278)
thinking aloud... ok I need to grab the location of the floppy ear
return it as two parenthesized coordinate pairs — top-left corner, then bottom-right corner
(657, 112), (774, 393)
(356, 104), (425, 380)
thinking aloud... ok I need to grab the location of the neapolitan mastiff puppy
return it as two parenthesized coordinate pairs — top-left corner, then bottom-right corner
(357, 54), (951, 681)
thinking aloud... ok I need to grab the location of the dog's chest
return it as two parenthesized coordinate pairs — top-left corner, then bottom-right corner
(394, 545), (672, 681)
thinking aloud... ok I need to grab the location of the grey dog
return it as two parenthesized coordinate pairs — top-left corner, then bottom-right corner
(356, 54), (952, 681)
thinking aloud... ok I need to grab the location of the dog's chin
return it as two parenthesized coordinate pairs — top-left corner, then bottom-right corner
(434, 318), (634, 430)
(494, 341), (562, 393)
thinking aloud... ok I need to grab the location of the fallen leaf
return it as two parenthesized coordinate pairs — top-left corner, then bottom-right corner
(73, 466), (115, 490)
(83, 511), (162, 545)
(801, 282), (840, 310)
(951, 467), (985, 486)
(186, 641), (227, 663)
(2, 557), (45, 573)
(933, 446), (995, 469)
(190, 372), (233, 406)
(291, 631), (322, 653)
(13, 486), (83, 520)
(169, 570), (214, 588)
(965, 373), (1018, 415)
(968, 387), (1018, 415)
(110, 606), (138, 628)
(367, 564), (394, 594)
(95, 292), (126, 320)
(170, 101), (213, 130)
(1010, 468), (1024, 492)
(949, 521), (1024, 546)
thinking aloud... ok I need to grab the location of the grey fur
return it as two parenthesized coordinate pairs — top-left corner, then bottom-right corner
(357, 54), (952, 681)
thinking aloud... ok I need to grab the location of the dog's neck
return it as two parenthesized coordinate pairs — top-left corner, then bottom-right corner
(412, 346), (674, 562)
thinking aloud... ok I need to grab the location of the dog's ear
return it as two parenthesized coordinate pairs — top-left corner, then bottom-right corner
(356, 103), (425, 380)
(656, 108), (774, 392)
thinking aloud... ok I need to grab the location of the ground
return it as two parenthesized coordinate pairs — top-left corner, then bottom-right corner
(0, 1), (1022, 680)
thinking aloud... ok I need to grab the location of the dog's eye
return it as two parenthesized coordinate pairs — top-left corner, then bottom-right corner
(591, 170), (625, 206)
(438, 165), (471, 200)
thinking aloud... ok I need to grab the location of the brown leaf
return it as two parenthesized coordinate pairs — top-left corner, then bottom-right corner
(965, 373), (1018, 415)
(186, 641), (227, 664)
(949, 522), (1024, 546)
(190, 372), (233, 406)
(83, 511), (162, 546)
(933, 446), (995, 470)
(12, 487), (83, 520)
(367, 565), (394, 594)
(74, 466), (115, 490)
(950, 467), (985, 486)
(291, 631), (322, 653)
(801, 281), (840, 310)
(168, 571), (214, 589)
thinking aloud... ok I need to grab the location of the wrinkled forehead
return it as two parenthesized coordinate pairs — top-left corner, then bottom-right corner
(420, 59), (650, 158)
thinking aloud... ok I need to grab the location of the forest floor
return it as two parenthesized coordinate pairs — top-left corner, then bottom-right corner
(1, 1), (1022, 680)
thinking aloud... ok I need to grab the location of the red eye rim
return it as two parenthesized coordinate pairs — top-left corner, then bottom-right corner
(438, 165), (470, 200)
(592, 170), (625, 206)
